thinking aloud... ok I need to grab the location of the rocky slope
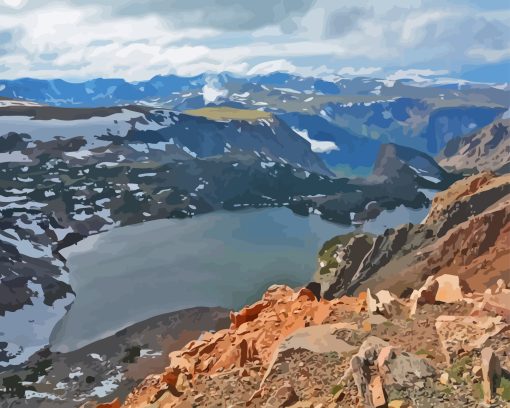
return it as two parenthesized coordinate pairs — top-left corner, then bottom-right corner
(438, 119), (510, 174)
(314, 172), (510, 299)
(371, 143), (459, 189)
(116, 280), (509, 407)
(0, 307), (229, 407)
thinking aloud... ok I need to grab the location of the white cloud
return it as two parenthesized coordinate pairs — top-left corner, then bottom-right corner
(247, 59), (297, 76)
(1, 0), (26, 9)
(468, 47), (510, 62)
(337, 67), (382, 77)
(0, 1), (508, 81)
(202, 76), (228, 104)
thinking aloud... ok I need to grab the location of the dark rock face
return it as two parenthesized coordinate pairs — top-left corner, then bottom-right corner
(316, 234), (374, 300)
(372, 143), (459, 189)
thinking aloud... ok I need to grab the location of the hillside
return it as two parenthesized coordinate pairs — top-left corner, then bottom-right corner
(438, 118), (510, 174)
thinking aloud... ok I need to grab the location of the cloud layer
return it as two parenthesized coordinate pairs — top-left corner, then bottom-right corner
(0, 0), (508, 81)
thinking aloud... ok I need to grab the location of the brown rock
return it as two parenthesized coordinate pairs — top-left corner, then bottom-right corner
(367, 289), (406, 318)
(471, 365), (482, 378)
(483, 292), (510, 322)
(123, 285), (352, 407)
(369, 376), (386, 407)
(265, 382), (299, 408)
(435, 315), (508, 364)
(439, 372), (449, 385)
(377, 346), (395, 375)
(434, 274), (470, 303)
(481, 347), (502, 404)
(410, 274), (471, 315)
(388, 401), (408, 408)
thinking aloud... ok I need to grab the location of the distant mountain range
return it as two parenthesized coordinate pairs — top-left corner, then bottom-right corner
(1, 72), (508, 175)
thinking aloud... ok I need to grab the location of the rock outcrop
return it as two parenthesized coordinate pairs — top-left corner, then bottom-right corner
(438, 119), (510, 174)
(373, 143), (458, 189)
(115, 278), (510, 408)
(314, 172), (510, 299)
(481, 347), (502, 404)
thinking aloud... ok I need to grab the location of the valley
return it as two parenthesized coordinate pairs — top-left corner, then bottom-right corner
(0, 70), (508, 408)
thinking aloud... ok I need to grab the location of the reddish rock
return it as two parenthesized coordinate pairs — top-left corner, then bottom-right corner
(97, 398), (121, 408)
(123, 285), (348, 407)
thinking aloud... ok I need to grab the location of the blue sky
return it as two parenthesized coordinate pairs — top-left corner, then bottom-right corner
(0, 0), (509, 82)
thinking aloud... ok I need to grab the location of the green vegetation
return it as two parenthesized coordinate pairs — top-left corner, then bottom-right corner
(498, 376), (510, 402)
(122, 345), (142, 363)
(185, 107), (272, 121)
(472, 382), (483, 400)
(415, 348), (435, 358)
(317, 232), (373, 276)
(331, 383), (343, 395)
(24, 359), (52, 383)
(447, 356), (472, 384)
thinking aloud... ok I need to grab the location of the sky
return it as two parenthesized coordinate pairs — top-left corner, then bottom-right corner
(0, 0), (509, 82)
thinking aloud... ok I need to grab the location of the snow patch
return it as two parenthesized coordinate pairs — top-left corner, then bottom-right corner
(292, 128), (339, 154)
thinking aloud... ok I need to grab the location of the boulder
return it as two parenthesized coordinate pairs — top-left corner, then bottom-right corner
(410, 274), (471, 315)
(384, 350), (436, 388)
(367, 289), (406, 318)
(369, 375), (386, 408)
(262, 322), (358, 384)
(435, 274), (470, 303)
(481, 347), (502, 404)
(349, 337), (435, 407)
(264, 382), (299, 408)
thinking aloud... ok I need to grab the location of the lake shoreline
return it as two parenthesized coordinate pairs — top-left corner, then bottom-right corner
(50, 204), (431, 353)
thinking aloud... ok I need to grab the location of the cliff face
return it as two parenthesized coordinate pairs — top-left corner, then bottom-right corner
(438, 119), (510, 174)
(315, 172), (510, 298)
(372, 143), (457, 189)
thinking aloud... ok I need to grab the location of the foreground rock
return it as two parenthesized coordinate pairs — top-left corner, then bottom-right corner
(113, 282), (510, 407)
(481, 347), (502, 404)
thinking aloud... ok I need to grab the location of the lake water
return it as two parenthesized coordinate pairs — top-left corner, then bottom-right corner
(52, 205), (429, 352)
